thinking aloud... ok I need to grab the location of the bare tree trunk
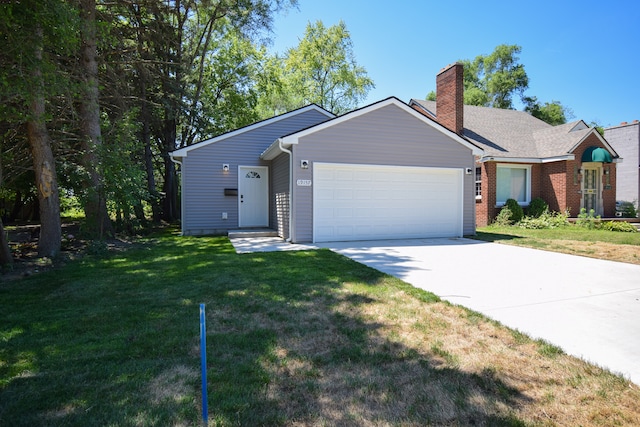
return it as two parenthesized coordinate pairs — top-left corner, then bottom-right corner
(79, 0), (113, 238)
(27, 25), (61, 258)
(0, 218), (12, 267)
(0, 158), (13, 266)
(139, 64), (161, 222)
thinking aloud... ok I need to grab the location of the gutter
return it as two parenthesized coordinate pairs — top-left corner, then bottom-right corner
(276, 138), (294, 243)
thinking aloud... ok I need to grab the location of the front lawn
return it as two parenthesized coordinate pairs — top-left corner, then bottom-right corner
(475, 226), (640, 265)
(1, 230), (639, 426)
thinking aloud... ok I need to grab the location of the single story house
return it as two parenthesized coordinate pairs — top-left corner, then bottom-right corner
(410, 63), (620, 226)
(170, 97), (482, 242)
(604, 120), (639, 210)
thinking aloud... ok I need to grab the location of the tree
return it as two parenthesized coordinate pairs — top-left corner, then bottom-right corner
(0, 0), (74, 257)
(427, 44), (528, 110)
(0, 156), (13, 266)
(523, 96), (574, 125)
(78, 0), (113, 238)
(259, 20), (374, 115)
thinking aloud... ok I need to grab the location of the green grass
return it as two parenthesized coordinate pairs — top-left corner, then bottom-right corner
(476, 225), (640, 246)
(2, 229), (639, 426)
(0, 232), (437, 425)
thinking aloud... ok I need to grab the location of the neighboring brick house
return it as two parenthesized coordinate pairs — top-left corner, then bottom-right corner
(411, 63), (620, 226)
(605, 120), (640, 210)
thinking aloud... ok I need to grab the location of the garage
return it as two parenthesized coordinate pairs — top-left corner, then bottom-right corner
(313, 162), (463, 242)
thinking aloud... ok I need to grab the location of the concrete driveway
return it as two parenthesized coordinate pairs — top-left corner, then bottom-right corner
(316, 238), (640, 385)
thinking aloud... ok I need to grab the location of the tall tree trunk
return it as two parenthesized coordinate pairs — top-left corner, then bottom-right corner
(139, 64), (161, 222)
(0, 158), (13, 266)
(79, 0), (113, 238)
(27, 25), (61, 258)
(0, 218), (12, 267)
(162, 119), (178, 221)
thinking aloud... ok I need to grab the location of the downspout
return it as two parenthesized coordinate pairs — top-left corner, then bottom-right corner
(169, 155), (185, 235)
(277, 139), (294, 242)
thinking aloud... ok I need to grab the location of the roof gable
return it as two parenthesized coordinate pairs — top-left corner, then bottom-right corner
(262, 97), (483, 160)
(170, 104), (335, 159)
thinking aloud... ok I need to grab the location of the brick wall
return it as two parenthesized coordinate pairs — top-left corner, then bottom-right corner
(540, 161), (567, 213)
(436, 63), (464, 135)
(475, 162), (496, 226)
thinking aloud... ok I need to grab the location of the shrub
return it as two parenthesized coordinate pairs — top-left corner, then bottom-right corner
(527, 198), (548, 218)
(601, 221), (639, 233)
(505, 199), (524, 223)
(519, 209), (570, 229)
(494, 206), (514, 226)
(576, 208), (601, 230)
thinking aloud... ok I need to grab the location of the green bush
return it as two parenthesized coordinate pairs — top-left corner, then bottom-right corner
(519, 209), (569, 229)
(601, 221), (638, 233)
(494, 206), (514, 226)
(505, 199), (524, 223)
(527, 198), (548, 218)
(576, 208), (601, 230)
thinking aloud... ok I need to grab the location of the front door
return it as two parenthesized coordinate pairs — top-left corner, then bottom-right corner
(582, 165), (601, 215)
(239, 166), (269, 227)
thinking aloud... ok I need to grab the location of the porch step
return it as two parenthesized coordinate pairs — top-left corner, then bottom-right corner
(227, 229), (279, 239)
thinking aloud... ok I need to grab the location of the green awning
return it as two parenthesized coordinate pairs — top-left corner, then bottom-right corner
(581, 146), (613, 163)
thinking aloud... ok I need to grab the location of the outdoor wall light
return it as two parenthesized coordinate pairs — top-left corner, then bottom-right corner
(222, 164), (229, 172)
(604, 169), (610, 175)
(300, 160), (309, 169)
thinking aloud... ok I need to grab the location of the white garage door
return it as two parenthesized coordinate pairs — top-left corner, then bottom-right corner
(313, 163), (463, 242)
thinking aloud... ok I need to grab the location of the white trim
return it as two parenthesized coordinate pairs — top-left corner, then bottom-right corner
(171, 105), (334, 159)
(480, 155), (575, 164)
(495, 163), (532, 206)
(263, 97), (484, 160)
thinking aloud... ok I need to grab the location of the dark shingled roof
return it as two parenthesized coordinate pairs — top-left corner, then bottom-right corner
(411, 99), (594, 160)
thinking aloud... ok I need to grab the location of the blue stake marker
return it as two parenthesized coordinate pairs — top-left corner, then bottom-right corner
(200, 303), (208, 426)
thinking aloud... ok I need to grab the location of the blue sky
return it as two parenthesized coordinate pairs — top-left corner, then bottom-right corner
(268, 0), (639, 127)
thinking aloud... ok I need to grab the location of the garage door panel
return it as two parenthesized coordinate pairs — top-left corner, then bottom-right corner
(314, 163), (462, 242)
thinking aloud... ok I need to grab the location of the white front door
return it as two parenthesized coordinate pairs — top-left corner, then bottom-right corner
(239, 166), (269, 227)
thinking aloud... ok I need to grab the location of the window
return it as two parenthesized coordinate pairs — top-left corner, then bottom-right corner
(475, 167), (482, 199)
(496, 164), (531, 205)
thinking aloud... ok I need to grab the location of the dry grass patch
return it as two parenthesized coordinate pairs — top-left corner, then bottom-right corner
(256, 278), (640, 426)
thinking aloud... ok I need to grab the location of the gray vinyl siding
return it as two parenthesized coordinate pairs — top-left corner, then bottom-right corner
(180, 109), (330, 235)
(290, 104), (476, 242)
(272, 152), (290, 239)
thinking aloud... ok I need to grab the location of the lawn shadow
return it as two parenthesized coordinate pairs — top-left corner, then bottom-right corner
(472, 231), (524, 243)
(1, 235), (537, 426)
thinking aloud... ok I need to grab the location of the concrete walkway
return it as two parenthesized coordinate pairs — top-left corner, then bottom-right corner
(231, 236), (640, 385)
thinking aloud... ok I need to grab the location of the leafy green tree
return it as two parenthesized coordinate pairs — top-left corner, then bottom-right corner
(427, 44), (529, 110)
(462, 44), (529, 109)
(523, 96), (574, 125)
(259, 20), (374, 115)
(0, 0), (77, 257)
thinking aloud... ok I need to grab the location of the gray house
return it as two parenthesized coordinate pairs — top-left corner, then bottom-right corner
(170, 97), (482, 243)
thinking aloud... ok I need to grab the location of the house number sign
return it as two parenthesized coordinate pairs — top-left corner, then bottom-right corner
(296, 179), (312, 186)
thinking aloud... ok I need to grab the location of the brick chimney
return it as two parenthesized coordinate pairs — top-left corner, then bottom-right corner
(436, 62), (464, 135)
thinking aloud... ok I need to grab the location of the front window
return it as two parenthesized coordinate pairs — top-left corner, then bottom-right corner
(496, 164), (531, 205)
(475, 167), (482, 199)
